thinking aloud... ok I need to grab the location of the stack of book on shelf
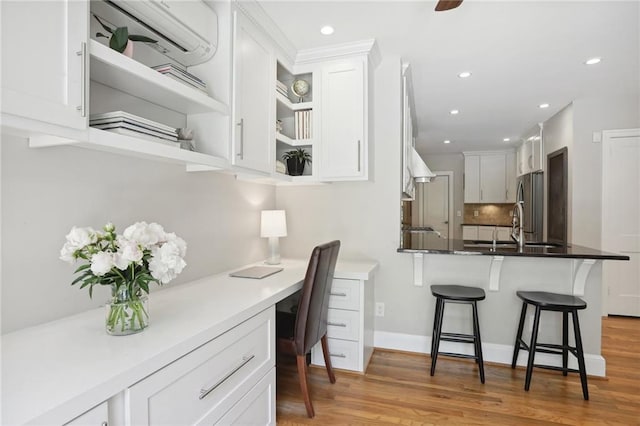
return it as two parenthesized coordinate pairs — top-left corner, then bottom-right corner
(90, 111), (178, 146)
(276, 80), (288, 98)
(294, 110), (312, 140)
(152, 64), (207, 93)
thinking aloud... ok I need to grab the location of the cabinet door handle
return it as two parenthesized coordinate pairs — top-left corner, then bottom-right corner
(328, 321), (347, 328)
(357, 140), (361, 172)
(199, 354), (255, 400)
(76, 42), (87, 117)
(330, 352), (347, 358)
(236, 118), (244, 159)
(330, 292), (347, 297)
(480, 189), (483, 201)
(506, 189), (508, 200)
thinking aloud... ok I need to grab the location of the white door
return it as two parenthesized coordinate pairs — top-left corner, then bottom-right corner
(320, 60), (365, 180)
(0, 1), (88, 129)
(232, 10), (272, 173)
(602, 129), (640, 316)
(412, 175), (450, 250)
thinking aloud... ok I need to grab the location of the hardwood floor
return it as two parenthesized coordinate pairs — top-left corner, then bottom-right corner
(276, 316), (640, 425)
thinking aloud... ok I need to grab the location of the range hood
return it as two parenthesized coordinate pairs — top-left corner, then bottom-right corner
(410, 148), (436, 183)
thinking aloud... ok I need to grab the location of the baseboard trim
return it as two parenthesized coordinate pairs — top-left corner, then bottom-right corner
(374, 330), (606, 377)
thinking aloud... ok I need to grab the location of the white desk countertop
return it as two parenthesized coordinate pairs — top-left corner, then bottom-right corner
(1, 258), (378, 425)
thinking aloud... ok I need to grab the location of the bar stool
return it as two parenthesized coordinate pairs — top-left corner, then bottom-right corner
(430, 285), (486, 383)
(511, 291), (589, 400)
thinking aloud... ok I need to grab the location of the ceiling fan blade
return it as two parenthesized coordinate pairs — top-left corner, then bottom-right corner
(435, 0), (463, 12)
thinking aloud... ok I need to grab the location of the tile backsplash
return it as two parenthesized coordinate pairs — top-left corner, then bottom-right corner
(464, 204), (514, 225)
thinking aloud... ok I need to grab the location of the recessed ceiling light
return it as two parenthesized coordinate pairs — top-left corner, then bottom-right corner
(450, 109), (459, 115)
(458, 71), (472, 78)
(585, 57), (601, 65)
(443, 140), (451, 144)
(503, 138), (510, 142)
(320, 25), (334, 35)
(539, 103), (550, 109)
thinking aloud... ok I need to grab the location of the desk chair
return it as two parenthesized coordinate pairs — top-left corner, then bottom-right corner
(276, 240), (341, 418)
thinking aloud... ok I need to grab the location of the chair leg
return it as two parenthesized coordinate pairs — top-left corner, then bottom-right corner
(512, 301), (528, 369)
(571, 310), (589, 400)
(562, 311), (569, 376)
(524, 306), (541, 391)
(320, 334), (336, 384)
(296, 354), (315, 418)
(431, 298), (443, 356)
(472, 301), (485, 384)
(430, 298), (445, 376)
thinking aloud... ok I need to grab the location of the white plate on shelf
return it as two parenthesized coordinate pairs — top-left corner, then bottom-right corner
(90, 111), (177, 134)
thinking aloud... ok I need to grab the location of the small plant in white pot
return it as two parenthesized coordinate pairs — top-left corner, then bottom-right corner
(93, 14), (157, 57)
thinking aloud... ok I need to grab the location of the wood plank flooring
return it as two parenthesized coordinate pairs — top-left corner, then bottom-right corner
(276, 316), (639, 425)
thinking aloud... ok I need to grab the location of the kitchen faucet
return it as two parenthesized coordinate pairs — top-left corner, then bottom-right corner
(511, 202), (525, 249)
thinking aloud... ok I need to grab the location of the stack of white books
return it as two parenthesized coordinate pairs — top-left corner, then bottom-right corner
(152, 64), (207, 93)
(276, 80), (288, 98)
(294, 109), (312, 140)
(90, 111), (178, 145)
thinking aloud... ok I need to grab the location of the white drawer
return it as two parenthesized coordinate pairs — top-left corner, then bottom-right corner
(329, 279), (360, 311)
(216, 368), (275, 426)
(127, 307), (274, 426)
(326, 308), (360, 341)
(312, 338), (360, 371)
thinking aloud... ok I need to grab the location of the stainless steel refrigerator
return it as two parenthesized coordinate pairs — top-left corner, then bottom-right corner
(516, 172), (543, 242)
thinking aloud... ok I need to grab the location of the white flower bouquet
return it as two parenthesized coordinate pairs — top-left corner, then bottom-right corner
(61, 222), (187, 335)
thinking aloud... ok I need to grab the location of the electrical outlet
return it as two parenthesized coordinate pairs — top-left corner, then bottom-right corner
(456, 210), (462, 217)
(474, 210), (479, 217)
(375, 302), (385, 317)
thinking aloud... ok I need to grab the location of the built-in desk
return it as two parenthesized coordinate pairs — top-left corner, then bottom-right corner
(1, 258), (377, 425)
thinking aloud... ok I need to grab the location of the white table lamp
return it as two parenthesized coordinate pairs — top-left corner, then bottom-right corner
(261, 210), (287, 265)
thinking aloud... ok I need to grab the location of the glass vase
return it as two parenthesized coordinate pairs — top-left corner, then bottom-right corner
(105, 286), (149, 336)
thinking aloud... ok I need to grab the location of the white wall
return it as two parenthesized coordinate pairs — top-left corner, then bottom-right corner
(277, 56), (427, 335)
(421, 153), (464, 239)
(1, 135), (275, 334)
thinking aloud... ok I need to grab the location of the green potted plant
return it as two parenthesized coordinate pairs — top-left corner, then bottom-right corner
(93, 14), (157, 57)
(282, 148), (312, 176)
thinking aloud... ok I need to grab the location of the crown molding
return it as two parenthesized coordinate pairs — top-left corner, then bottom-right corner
(295, 39), (381, 67)
(233, 0), (297, 65)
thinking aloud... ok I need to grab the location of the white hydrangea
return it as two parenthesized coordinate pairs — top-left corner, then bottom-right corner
(59, 226), (97, 263)
(149, 240), (187, 284)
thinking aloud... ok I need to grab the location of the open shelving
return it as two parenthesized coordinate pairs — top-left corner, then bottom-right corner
(90, 40), (228, 115)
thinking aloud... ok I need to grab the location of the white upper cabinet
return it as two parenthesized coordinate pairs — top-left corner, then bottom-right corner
(319, 59), (367, 181)
(480, 153), (506, 203)
(231, 9), (273, 174)
(517, 124), (544, 176)
(464, 155), (481, 203)
(464, 151), (515, 203)
(1, 0), (88, 130)
(506, 150), (517, 202)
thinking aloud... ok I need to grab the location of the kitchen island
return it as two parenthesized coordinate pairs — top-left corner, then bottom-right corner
(397, 239), (629, 377)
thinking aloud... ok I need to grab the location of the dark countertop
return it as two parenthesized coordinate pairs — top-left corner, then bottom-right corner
(397, 239), (630, 260)
(461, 223), (513, 227)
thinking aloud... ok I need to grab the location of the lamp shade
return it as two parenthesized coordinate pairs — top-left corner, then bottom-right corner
(260, 210), (287, 238)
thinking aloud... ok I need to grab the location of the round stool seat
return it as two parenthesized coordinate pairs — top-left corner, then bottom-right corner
(516, 291), (586, 310)
(431, 285), (486, 301)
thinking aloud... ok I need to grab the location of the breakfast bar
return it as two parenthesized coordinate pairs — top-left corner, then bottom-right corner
(397, 239), (629, 377)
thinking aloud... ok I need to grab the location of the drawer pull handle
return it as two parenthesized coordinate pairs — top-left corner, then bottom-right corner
(328, 321), (347, 328)
(330, 292), (347, 297)
(199, 354), (255, 400)
(330, 353), (347, 358)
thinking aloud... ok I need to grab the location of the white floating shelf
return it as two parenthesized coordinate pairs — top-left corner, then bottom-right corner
(29, 128), (229, 172)
(89, 40), (228, 116)
(276, 92), (313, 111)
(275, 133), (313, 147)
